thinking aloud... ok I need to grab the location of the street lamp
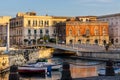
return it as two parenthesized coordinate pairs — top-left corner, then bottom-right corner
(73, 38), (74, 48)
(56, 34), (58, 45)
(4, 23), (10, 53)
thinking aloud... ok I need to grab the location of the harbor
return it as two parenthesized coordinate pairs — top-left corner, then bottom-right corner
(0, 15), (120, 79)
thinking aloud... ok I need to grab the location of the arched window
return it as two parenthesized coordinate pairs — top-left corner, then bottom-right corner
(116, 39), (118, 43)
(94, 39), (98, 44)
(86, 29), (90, 36)
(94, 29), (99, 35)
(78, 39), (81, 44)
(103, 28), (106, 35)
(86, 39), (90, 44)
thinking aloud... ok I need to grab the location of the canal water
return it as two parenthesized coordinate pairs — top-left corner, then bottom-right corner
(0, 57), (105, 80)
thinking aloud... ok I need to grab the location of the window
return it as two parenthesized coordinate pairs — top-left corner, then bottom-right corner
(46, 29), (49, 34)
(116, 39), (118, 43)
(28, 20), (31, 26)
(86, 29), (90, 36)
(80, 19), (83, 22)
(40, 29), (43, 34)
(78, 30), (80, 36)
(45, 21), (47, 26)
(86, 19), (89, 22)
(94, 29), (99, 35)
(28, 29), (31, 34)
(41, 20), (43, 26)
(34, 30), (37, 34)
(39, 20), (41, 26)
(33, 20), (35, 26)
(33, 20), (37, 26)
(35, 20), (37, 26)
(103, 28), (106, 35)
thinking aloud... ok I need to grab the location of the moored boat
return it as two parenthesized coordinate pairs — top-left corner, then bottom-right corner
(18, 66), (47, 74)
(18, 61), (62, 74)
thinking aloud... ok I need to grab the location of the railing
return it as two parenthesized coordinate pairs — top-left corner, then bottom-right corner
(22, 43), (106, 53)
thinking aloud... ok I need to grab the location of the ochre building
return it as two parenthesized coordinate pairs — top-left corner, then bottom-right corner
(56, 16), (109, 45)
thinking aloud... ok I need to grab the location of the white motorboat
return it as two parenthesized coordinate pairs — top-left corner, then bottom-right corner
(18, 61), (62, 74)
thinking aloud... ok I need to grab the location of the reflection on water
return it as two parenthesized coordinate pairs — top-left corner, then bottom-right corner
(0, 72), (9, 80)
(0, 57), (105, 80)
(20, 72), (61, 80)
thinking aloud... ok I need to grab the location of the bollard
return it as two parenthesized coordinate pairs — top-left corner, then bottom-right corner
(9, 65), (20, 80)
(105, 59), (115, 76)
(61, 62), (72, 80)
(47, 66), (52, 77)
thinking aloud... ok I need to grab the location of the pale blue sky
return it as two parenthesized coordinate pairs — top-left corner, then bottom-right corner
(0, 0), (120, 17)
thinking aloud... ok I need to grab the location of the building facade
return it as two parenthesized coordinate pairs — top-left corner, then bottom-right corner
(0, 16), (11, 46)
(10, 12), (68, 46)
(56, 17), (109, 45)
(98, 13), (120, 46)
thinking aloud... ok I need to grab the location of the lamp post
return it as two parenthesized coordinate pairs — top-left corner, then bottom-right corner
(73, 38), (74, 48)
(56, 34), (57, 45)
(5, 23), (10, 53)
(73, 36), (75, 49)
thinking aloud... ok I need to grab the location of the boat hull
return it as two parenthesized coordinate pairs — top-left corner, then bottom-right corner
(18, 66), (47, 74)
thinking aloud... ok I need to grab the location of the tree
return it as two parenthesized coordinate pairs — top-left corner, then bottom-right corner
(43, 35), (50, 42)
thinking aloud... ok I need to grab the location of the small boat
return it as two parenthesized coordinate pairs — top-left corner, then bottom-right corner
(18, 61), (62, 74)
(98, 67), (120, 76)
(18, 66), (47, 74)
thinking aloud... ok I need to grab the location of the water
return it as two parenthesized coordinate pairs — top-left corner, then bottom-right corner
(0, 57), (105, 80)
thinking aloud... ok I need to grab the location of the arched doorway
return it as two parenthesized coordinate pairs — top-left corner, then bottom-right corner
(86, 39), (90, 44)
(69, 40), (73, 44)
(111, 39), (114, 44)
(103, 40), (106, 45)
(78, 40), (81, 44)
(94, 39), (98, 44)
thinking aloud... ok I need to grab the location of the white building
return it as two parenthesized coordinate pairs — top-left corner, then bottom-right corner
(98, 13), (120, 46)
(0, 16), (11, 46)
(10, 12), (68, 46)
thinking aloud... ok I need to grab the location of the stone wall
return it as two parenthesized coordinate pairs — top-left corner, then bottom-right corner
(77, 51), (120, 59)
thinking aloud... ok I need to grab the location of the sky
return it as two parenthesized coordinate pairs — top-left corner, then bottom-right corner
(0, 0), (120, 17)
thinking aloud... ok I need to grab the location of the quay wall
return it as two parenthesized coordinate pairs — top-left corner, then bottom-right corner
(77, 51), (120, 59)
